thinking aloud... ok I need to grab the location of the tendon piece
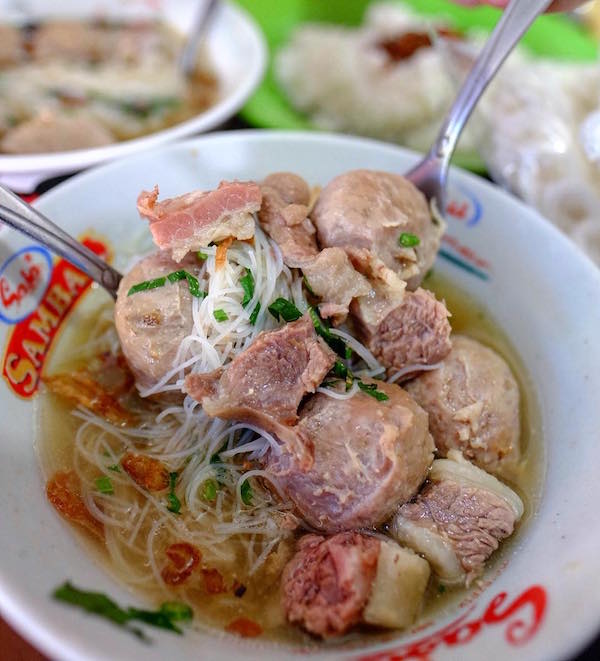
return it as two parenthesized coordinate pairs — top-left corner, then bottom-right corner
(392, 451), (523, 586)
(312, 170), (444, 288)
(184, 314), (335, 433)
(202, 568), (226, 594)
(353, 287), (452, 379)
(258, 172), (319, 267)
(405, 335), (520, 474)
(137, 181), (262, 262)
(43, 372), (135, 427)
(46, 471), (103, 541)
(302, 248), (370, 325)
(225, 617), (263, 638)
(0, 114), (115, 154)
(121, 453), (169, 492)
(267, 381), (434, 532)
(161, 542), (201, 586)
(282, 532), (380, 638)
(363, 540), (430, 630)
(114, 251), (197, 392)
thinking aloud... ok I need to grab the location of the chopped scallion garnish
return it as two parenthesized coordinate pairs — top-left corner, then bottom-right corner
(95, 476), (114, 494)
(166, 472), (181, 514)
(249, 302), (261, 326)
(240, 268), (255, 308)
(357, 380), (389, 401)
(107, 464), (120, 473)
(202, 479), (217, 502)
(213, 309), (228, 322)
(308, 306), (347, 357)
(303, 276), (316, 296)
(268, 297), (302, 322)
(52, 582), (192, 639)
(197, 251), (208, 261)
(240, 479), (253, 506)
(128, 270), (205, 298)
(398, 232), (420, 248)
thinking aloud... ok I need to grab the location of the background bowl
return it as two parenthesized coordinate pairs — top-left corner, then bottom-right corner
(0, 131), (599, 660)
(0, 0), (266, 192)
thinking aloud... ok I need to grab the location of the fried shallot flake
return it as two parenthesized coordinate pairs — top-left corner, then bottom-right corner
(225, 617), (263, 638)
(43, 371), (135, 426)
(215, 236), (234, 270)
(121, 453), (169, 491)
(46, 470), (103, 541)
(202, 568), (226, 594)
(161, 542), (201, 586)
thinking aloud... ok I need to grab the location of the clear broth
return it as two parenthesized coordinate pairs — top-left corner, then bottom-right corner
(35, 274), (545, 649)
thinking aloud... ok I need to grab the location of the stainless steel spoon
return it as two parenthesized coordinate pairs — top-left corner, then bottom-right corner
(406, 0), (553, 209)
(179, 0), (219, 78)
(0, 184), (122, 298)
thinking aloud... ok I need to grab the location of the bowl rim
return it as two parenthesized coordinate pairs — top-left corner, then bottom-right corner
(1, 129), (600, 661)
(0, 1), (267, 182)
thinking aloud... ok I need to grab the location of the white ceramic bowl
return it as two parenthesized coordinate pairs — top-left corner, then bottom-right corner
(1, 131), (599, 661)
(0, 0), (266, 192)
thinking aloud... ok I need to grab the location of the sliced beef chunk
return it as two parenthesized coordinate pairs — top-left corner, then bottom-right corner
(302, 248), (370, 324)
(392, 451), (523, 586)
(282, 532), (380, 638)
(267, 380), (434, 532)
(352, 287), (452, 379)
(114, 251), (197, 391)
(405, 335), (520, 475)
(282, 533), (430, 638)
(137, 181), (261, 261)
(258, 172), (319, 267)
(184, 316), (336, 462)
(311, 170), (443, 289)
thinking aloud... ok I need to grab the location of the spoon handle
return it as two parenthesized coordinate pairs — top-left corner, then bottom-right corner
(431, 0), (553, 171)
(0, 186), (122, 298)
(179, 0), (219, 77)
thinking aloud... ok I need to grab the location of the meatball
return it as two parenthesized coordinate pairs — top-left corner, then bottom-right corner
(311, 170), (443, 289)
(114, 251), (197, 391)
(267, 380), (434, 532)
(405, 335), (520, 474)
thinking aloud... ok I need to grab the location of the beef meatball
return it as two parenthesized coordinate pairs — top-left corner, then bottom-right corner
(114, 251), (197, 391)
(311, 170), (443, 289)
(267, 380), (434, 532)
(405, 335), (520, 475)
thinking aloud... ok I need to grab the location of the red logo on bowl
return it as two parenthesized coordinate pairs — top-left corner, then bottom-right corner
(0, 246), (53, 325)
(359, 585), (547, 661)
(1, 236), (110, 399)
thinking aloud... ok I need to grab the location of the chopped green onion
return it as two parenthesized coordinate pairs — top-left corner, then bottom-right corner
(127, 277), (166, 296)
(357, 380), (389, 401)
(166, 472), (181, 514)
(303, 275), (316, 296)
(345, 345), (353, 360)
(213, 309), (228, 322)
(268, 297), (302, 322)
(107, 464), (120, 473)
(52, 582), (193, 638)
(128, 270), (205, 298)
(249, 302), (261, 326)
(438, 584), (447, 594)
(240, 268), (255, 308)
(197, 251), (208, 261)
(398, 232), (420, 248)
(159, 602), (193, 622)
(95, 476), (114, 494)
(240, 479), (253, 506)
(202, 479), (218, 502)
(308, 306), (347, 357)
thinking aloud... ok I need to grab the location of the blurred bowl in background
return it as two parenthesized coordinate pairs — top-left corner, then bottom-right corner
(0, 0), (266, 193)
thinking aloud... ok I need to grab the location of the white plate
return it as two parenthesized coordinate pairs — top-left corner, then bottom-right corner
(0, 0), (266, 192)
(0, 131), (600, 661)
